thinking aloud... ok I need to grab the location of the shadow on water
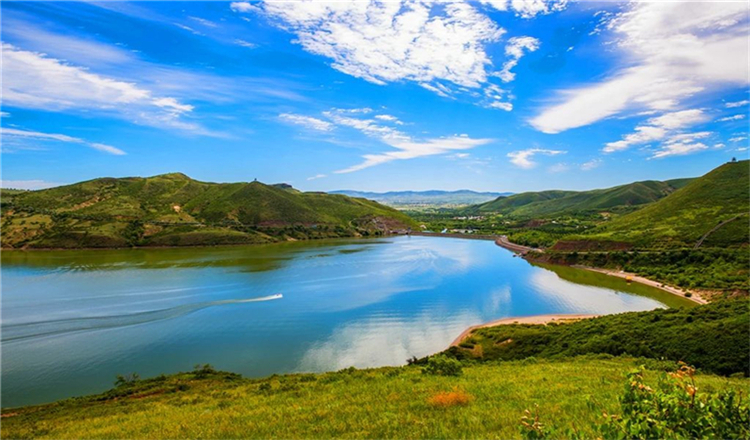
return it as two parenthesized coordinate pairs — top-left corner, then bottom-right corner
(0, 238), (390, 272)
(533, 263), (697, 309)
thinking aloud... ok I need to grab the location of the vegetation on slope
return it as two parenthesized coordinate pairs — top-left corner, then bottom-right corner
(0, 173), (416, 249)
(447, 299), (749, 376)
(473, 179), (691, 218)
(2, 357), (747, 439)
(580, 160), (749, 249)
(535, 249), (749, 293)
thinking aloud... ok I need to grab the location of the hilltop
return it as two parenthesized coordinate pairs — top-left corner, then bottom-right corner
(473, 179), (692, 218)
(332, 189), (512, 208)
(0, 173), (416, 249)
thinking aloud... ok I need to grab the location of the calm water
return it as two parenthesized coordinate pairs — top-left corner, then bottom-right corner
(1, 236), (693, 407)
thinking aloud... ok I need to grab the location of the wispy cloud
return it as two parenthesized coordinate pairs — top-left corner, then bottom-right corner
(234, 39), (257, 48)
(726, 100), (749, 108)
(496, 36), (540, 83)
(507, 148), (566, 169)
(530, 2), (748, 134)
(283, 109), (493, 173)
(307, 174), (326, 181)
(279, 113), (334, 132)
(650, 132), (711, 159)
(716, 114), (746, 122)
(580, 158), (602, 171)
(479, 0), (568, 19)
(603, 109), (708, 153)
(1, 127), (126, 155)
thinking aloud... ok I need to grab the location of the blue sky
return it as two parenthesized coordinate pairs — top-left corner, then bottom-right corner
(1, 1), (748, 192)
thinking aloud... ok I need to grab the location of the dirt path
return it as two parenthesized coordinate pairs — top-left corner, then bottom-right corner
(694, 214), (747, 249)
(495, 235), (542, 255)
(450, 314), (599, 347)
(575, 266), (707, 304)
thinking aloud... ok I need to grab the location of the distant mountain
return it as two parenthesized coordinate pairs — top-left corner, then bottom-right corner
(583, 160), (749, 249)
(472, 178), (694, 218)
(331, 190), (512, 207)
(1, 173), (416, 249)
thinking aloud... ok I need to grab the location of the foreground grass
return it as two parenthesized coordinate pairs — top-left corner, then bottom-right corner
(3, 357), (748, 439)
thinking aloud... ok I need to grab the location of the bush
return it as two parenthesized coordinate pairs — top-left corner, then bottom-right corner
(598, 364), (750, 439)
(422, 355), (463, 376)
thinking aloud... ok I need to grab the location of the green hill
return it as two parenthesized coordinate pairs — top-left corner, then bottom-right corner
(474, 179), (691, 218)
(583, 161), (749, 248)
(0, 173), (416, 249)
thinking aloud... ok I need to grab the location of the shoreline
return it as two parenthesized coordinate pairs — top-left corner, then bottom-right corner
(572, 265), (707, 305)
(450, 314), (600, 347)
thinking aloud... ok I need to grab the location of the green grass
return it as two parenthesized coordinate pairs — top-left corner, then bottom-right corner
(582, 160), (749, 249)
(1, 173), (416, 249)
(3, 357), (747, 439)
(473, 179), (690, 218)
(446, 299), (749, 376)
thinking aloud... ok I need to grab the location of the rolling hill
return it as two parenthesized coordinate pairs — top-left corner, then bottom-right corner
(332, 190), (511, 208)
(0, 173), (416, 249)
(580, 160), (749, 248)
(473, 179), (693, 217)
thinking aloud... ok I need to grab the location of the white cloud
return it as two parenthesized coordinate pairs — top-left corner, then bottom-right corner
(279, 113), (334, 132)
(480, 0), (568, 19)
(374, 114), (403, 124)
(189, 17), (218, 28)
(230, 2), (255, 13)
(234, 39), (257, 48)
(581, 158), (602, 171)
(507, 148), (565, 169)
(292, 109), (494, 173)
(530, 2), (749, 134)
(716, 114), (746, 122)
(307, 174), (327, 181)
(730, 136), (748, 142)
(1, 180), (63, 190)
(173, 23), (204, 36)
(726, 100), (750, 108)
(497, 36), (540, 82)
(251, 2), (503, 90)
(1, 43), (200, 132)
(650, 131), (712, 159)
(1, 127), (126, 155)
(603, 109), (707, 153)
(714, 143), (726, 149)
(651, 143), (708, 159)
(0, 112), (9, 118)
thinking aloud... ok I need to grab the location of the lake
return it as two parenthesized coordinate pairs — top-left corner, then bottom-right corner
(1, 236), (693, 407)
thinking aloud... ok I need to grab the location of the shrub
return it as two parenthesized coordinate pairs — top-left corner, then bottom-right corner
(598, 364), (750, 439)
(114, 373), (140, 387)
(422, 355), (463, 376)
(427, 388), (472, 408)
(192, 364), (216, 379)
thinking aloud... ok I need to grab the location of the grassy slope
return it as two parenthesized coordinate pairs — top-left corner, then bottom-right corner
(3, 358), (747, 439)
(1, 173), (416, 248)
(474, 179), (690, 217)
(584, 160), (749, 248)
(447, 299), (749, 376)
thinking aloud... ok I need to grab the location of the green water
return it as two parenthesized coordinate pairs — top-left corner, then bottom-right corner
(1, 236), (693, 407)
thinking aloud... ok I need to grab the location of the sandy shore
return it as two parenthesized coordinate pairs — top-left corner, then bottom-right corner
(450, 314), (600, 347)
(574, 266), (707, 305)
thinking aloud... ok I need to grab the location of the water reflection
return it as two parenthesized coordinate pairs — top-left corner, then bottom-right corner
(2, 236), (689, 407)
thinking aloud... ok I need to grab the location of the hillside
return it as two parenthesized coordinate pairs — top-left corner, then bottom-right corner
(473, 179), (692, 218)
(580, 161), (749, 248)
(3, 300), (748, 439)
(0, 173), (416, 249)
(332, 189), (511, 208)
